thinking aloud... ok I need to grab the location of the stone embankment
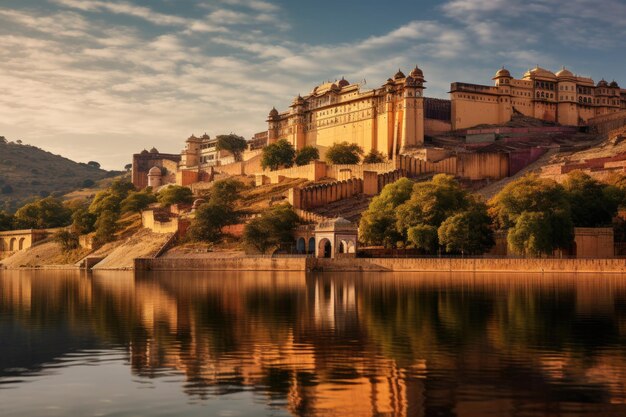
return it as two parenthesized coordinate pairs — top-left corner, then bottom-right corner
(135, 256), (626, 274)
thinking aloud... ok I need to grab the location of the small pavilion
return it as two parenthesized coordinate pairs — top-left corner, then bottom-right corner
(313, 218), (358, 259)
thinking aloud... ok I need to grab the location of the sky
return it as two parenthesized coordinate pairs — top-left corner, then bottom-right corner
(1, 0), (625, 170)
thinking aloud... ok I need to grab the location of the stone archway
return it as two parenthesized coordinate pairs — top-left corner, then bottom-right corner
(296, 237), (306, 254)
(318, 238), (332, 258)
(339, 240), (347, 254)
(308, 237), (315, 254)
(18, 237), (25, 251)
(9, 238), (17, 251)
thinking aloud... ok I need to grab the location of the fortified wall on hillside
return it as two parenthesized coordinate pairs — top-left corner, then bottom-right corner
(131, 64), (626, 191)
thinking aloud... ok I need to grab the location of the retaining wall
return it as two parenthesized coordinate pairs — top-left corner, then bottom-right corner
(134, 256), (626, 273)
(135, 257), (308, 271)
(311, 258), (626, 273)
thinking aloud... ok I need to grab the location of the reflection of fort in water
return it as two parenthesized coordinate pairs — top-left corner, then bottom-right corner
(3, 271), (626, 416)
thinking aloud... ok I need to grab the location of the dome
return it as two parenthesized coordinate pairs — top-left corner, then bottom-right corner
(597, 79), (609, 87)
(393, 69), (405, 80)
(201, 133), (210, 140)
(410, 65), (424, 78)
(610, 80), (619, 88)
(149, 147), (159, 154)
(337, 77), (349, 87)
(494, 67), (511, 78)
(140, 149), (149, 155)
(148, 166), (161, 175)
(555, 67), (574, 78)
(269, 107), (279, 117)
(523, 66), (556, 80)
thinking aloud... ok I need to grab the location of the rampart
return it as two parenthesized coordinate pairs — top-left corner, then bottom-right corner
(290, 170), (404, 210)
(589, 110), (626, 135)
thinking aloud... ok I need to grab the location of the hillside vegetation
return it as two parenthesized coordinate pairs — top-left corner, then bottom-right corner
(0, 139), (114, 212)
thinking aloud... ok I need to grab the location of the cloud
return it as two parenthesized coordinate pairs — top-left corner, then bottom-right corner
(53, 0), (188, 25)
(0, 0), (623, 169)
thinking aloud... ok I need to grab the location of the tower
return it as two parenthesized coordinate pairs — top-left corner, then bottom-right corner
(267, 107), (280, 144)
(400, 65), (425, 151)
(289, 95), (306, 150)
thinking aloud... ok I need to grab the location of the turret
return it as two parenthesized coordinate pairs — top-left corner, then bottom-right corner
(493, 67), (512, 86)
(267, 107), (280, 144)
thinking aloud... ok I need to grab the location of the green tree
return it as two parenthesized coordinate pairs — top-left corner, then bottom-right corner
(71, 207), (97, 235)
(124, 163), (132, 171)
(294, 146), (320, 166)
(0, 210), (14, 231)
(325, 141), (364, 165)
(359, 178), (414, 247)
(363, 149), (385, 164)
(491, 174), (574, 256)
(438, 201), (494, 255)
(1, 184), (13, 194)
(87, 161), (101, 169)
(14, 197), (72, 229)
(490, 174), (571, 229)
(216, 134), (248, 162)
(89, 179), (135, 216)
(562, 170), (620, 227)
(407, 224), (438, 253)
(242, 205), (299, 253)
(507, 212), (554, 257)
(55, 230), (80, 252)
(157, 185), (193, 206)
(261, 139), (296, 170)
(121, 190), (157, 213)
(93, 210), (118, 246)
(207, 178), (244, 206)
(188, 202), (238, 243)
(396, 174), (469, 236)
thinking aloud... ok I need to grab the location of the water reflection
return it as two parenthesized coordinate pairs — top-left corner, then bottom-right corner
(2, 270), (626, 416)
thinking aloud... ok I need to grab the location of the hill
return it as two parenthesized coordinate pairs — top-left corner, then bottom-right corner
(0, 139), (115, 212)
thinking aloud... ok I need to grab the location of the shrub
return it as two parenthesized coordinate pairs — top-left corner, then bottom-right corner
(325, 142), (363, 165)
(82, 179), (95, 188)
(55, 230), (80, 252)
(216, 134), (248, 162)
(294, 146), (320, 166)
(242, 205), (299, 253)
(363, 149), (385, 164)
(261, 139), (296, 171)
(121, 190), (157, 213)
(157, 186), (193, 206)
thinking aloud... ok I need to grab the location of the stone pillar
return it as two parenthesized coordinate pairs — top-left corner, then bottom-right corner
(288, 187), (302, 210)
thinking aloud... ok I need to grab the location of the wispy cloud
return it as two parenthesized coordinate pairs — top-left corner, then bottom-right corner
(0, 0), (623, 168)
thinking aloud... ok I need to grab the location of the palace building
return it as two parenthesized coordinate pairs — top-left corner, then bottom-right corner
(451, 66), (626, 130)
(267, 66), (446, 158)
(132, 64), (626, 191)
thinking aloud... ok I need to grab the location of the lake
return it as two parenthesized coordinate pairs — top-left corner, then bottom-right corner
(2, 270), (626, 416)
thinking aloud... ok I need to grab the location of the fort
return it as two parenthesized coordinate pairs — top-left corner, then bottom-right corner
(132, 65), (626, 193)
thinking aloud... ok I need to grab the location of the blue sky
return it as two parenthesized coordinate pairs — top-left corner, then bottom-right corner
(0, 0), (625, 169)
